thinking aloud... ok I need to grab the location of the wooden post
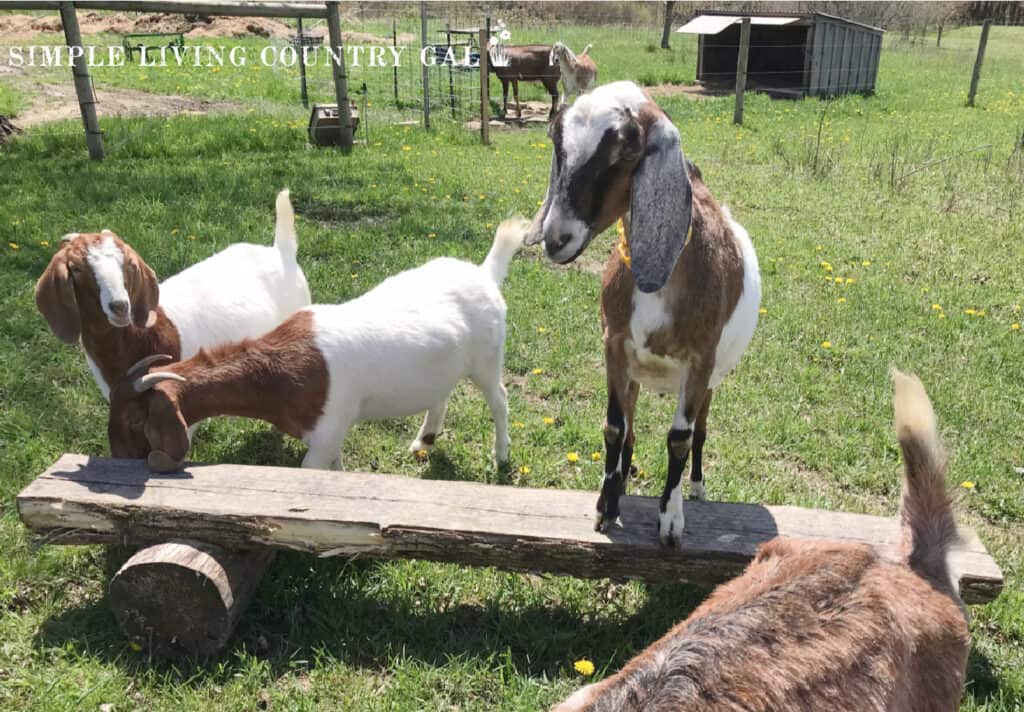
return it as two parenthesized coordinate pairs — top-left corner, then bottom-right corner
(420, 1), (430, 129)
(479, 28), (489, 145)
(733, 17), (751, 125)
(59, 1), (103, 160)
(967, 20), (991, 108)
(296, 17), (309, 108)
(109, 540), (274, 656)
(660, 1), (675, 49)
(936, 24), (943, 47)
(324, 0), (353, 149)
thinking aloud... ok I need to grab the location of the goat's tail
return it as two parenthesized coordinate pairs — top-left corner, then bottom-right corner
(482, 217), (527, 286)
(580, 43), (592, 57)
(274, 189), (299, 265)
(892, 367), (960, 596)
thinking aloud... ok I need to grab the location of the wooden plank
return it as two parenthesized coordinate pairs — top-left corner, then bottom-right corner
(324, 0), (352, 150)
(17, 454), (1004, 604)
(5, 1), (329, 18)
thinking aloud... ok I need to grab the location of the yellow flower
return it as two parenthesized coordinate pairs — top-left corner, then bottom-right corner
(1012, 323), (1021, 331)
(960, 481), (975, 490)
(519, 465), (531, 474)
(532, 368), (544, 375)
(129, 641), (143, 652)
(543, 416), (555, 425)
(845, 277), (854, 284)
(574, 659), (595, 676)
(821, 341), (832, 349)
(837, 297), (847, 304)
(862, 260), (871, 267)
(171, 228), (179, 235)
(188, 234), (196, 241)
(537, 326), (547, 334)
(414, 449), (429, 460)
(567, 452), (579, 463)
(591, 451), (602, 462)
(351, 273), (358, 279)
(758, 307), (767, 314)
(402, 145), (411, 151)
(931, 304), (942, 311)
(977, 310), (985, 317)
(815, 244), (823, 251)
(39, 240), (49, 247)
(428, 232), (436, 238)
(964, 308), (976, 316)
(513, 421), (525, 428)
(9, 242), (19, 250)
(821, 262), (833, 272)
(834, 277), (843, 284)
(938, 313), (946, 319)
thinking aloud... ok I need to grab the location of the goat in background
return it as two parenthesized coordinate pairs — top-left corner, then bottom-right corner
(487, 40), (561, 120)
(553, 369), (970, 712)
(550, 41), (597, 106)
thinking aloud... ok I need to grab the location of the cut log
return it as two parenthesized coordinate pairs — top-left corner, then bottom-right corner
(109, 540), (273, 656)
(18, 454), (1004, 604)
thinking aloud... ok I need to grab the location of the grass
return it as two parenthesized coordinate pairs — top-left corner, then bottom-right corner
(1, 21), (1023, 711)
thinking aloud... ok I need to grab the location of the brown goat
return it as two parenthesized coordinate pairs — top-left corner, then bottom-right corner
(488, 42), (560, 119)
(552, 370), (970, 712)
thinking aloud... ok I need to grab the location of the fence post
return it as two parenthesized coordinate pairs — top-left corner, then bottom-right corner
(420, 1), (430, 130)
(392, 18), (399, 105)
(325, 1), (353, 149)
(936, 24), (943, 47)
(59, 1), (103, 160)
(967, 19), (991, 108)
(479, 28), (489, 145)
(661, 1), (675, 50)
(733, 17), (750, 125)
(297, 17), (309, 108)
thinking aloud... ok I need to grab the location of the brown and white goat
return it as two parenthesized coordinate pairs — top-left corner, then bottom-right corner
(553, 370), (970, 712)
(550, 42), (597, 105)
(488, 41), (561, 119)
(526, 81), (761, 545)
(34, 190), (310, 401)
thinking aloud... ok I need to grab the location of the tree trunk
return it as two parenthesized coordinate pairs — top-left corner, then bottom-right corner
(661, 1), (675, 49)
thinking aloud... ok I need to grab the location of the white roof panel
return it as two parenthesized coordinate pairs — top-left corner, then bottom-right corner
(677, 15), (800, 34)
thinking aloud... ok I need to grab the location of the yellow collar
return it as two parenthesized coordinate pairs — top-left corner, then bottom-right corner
(616, 218), (692, 268)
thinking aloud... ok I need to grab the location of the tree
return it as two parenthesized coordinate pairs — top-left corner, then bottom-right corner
(661, 1), (675, 49)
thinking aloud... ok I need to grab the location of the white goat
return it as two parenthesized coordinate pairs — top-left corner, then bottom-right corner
(549, 42), (597, 105)
(526, 81), (761, 546)
(35, 190), (311, 400)
(107, 219), (526, 473)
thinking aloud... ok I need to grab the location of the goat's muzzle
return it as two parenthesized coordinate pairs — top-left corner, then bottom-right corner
(148, 449), (184, 473)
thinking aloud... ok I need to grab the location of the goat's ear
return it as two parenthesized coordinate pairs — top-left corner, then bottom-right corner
(35, 251), (81, 344)
(628, 107), (692, 293)
(125, 248), (159, 328)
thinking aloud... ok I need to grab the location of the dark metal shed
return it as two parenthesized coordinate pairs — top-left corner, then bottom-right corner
(677, 11), (884, 98)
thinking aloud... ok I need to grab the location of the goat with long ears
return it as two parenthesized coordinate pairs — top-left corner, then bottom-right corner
(527, 81), (761, 545)
(35, 190), (311, 401)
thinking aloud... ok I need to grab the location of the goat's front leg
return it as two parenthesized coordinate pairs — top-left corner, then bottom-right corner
(500, 78), (510, 118)
(659, 377), (709, 547)
(302, 415), (353, 471)
(595, 340), (639, 532)
(512, 79), (522, 118)
(410, 398), (449, 458)
(690, 390), (712, 500)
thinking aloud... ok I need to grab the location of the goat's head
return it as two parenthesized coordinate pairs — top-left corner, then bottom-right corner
(526, 81), (694, 293)
(549, 42), (567, 65)
(35, 231), (159, 343)
(108, 354), (190, 473)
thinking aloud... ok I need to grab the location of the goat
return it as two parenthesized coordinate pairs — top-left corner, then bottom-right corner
(35, 190), (311, 401)
(553, 370), (970, 712)
(487, 41), (561, 120)
(107, 218), (526, 473)
(525, 81), (761, 545)
(549, 42), (597, 105)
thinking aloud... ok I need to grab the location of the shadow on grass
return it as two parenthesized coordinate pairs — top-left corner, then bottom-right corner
(34, 553), (710, 685)
(965, 645), (1003, 703)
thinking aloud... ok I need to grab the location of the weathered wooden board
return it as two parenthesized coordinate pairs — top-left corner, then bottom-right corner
(18, 454), (1003, 604)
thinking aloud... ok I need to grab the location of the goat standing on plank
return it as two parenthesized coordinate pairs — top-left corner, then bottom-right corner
(526, 81), (761, 546)
(488, 40), (561, 120)
(107, 219), (526, 473)
(35, 190), (311, 401)
(553, 370), (970, 712)
(550, 42), (597, 106)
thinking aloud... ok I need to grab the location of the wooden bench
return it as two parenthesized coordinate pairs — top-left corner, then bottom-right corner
(18, 454), (1004, 656)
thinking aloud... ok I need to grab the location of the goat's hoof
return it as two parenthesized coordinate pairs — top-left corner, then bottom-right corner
(688, 481), (706, 501)
(658, 508), (685, 548)
(594, 510), (618, 533)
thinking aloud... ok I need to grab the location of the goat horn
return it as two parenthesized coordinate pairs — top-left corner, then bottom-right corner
(60, 233), (80, 243)
(133, 371), (186, 394)
(125, 354), (175, 380)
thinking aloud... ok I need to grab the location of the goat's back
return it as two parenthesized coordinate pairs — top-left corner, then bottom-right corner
(161, 242), (311, 358)
(563, 538), (968, 712)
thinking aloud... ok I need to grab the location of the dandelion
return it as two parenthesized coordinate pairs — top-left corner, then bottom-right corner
(519, 465), (531, 474)
(821, 341), (832, 349)
(938, 313), (946, 319)
(537, 326), (547, 334)
(414, 449), (429, 460)
(845, 278), (854, 284)
(513, 421), (525, 428)
(39, 240), (48, 247)
(964, 308), (976, 316)
(479, 194), (486, 200)
(532, 368), (544, 375)
(567, 452), (579, 463)
(351, 273), (358, 279)
(428, 232), (436, 238)
(931, 304), (942, 311)
(977, 310), (985, 317)
(9, 242), (19, 250)
(758, 307), (767, 314)
(960, 481), (975, 490)
(402, 145), (411, 151)
(834, 277), (843, 284)
(1012, 323), (1021, 331)
(837, 297), (847, 304)
(862, 260), (871, 267)
(821, 261), (833, 272)
(591, 452), (602, 462)
(543, 416), (555, 425)
(574, 659), (595, 676)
